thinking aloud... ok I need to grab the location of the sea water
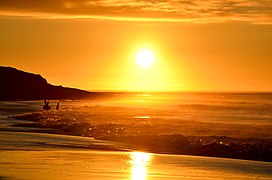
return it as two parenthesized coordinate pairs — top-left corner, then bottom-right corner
(2, 92), (272, 139)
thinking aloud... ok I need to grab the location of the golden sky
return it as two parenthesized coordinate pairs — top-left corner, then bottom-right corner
(0, 0), (272, 91)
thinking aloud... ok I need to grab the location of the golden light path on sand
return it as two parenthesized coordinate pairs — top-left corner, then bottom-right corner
(1, 149), (272, 179)
(130, 152), (152, 180)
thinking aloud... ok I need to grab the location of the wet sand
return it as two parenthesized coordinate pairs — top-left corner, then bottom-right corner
(0, 131), (272, 180)
(1, 150), (272, 180)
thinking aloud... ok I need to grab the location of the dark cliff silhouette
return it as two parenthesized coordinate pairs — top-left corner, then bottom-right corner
(0, 66), (93, 100)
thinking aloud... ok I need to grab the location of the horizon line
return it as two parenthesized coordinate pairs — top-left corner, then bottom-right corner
(87, 90), (272, 93)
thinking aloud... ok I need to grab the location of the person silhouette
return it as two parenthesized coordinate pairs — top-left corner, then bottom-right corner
(43, 99), (51, 110)
(56, 102), (60, 110)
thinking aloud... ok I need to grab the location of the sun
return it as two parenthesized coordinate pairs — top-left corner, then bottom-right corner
(136, 49), (155, 68)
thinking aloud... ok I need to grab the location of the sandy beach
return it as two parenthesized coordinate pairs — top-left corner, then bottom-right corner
(1, 149), (272, 180)
(1, 130), (272, 180)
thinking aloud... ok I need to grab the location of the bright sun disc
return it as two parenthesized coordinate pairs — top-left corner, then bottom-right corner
(136, 49), (155, 68)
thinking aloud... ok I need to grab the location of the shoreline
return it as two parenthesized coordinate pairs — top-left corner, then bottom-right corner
(1, 99), (272, 163)
(1, 109), (272, 179)
(4, 120), (272, 163)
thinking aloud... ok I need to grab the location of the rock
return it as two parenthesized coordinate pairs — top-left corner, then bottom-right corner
(0, 66), (93, 100)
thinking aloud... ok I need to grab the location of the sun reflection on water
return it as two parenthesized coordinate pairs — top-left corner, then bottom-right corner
(130, 152), (152, 180)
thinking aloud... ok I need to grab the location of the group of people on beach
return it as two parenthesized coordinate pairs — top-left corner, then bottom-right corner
(43, 99), (59, 110)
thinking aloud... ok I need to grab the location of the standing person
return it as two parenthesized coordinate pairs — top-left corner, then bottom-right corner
(56, 102), (60, 110)
(43, 99), (51, 110)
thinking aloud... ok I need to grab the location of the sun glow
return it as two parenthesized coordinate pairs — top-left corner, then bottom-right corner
(113, 45), (175, 91)
(136, 49), (155, 68)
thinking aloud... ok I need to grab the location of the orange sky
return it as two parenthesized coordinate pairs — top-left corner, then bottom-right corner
(0, 0), (272, 91)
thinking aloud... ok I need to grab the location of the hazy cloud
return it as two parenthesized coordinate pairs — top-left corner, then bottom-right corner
(0, 0), (271, 23)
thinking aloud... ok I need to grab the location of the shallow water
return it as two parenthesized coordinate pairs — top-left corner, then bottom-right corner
(5, 92), (272, 138)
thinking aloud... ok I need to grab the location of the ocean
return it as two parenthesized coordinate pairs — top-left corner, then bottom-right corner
(2, 92), (271, 138)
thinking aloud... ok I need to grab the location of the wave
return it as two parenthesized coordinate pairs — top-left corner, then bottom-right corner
(9, 108), (272, 162)
(10, 104), (272, 138)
